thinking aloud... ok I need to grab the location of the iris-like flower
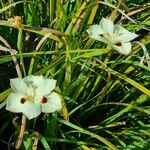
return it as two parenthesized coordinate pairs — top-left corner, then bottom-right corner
(87, 18), (138, 55)
(6, 75), (62, 119)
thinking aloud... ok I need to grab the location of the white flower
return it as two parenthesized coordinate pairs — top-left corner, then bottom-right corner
(87, 18), (138, 55)
(6, 75), (62, 120)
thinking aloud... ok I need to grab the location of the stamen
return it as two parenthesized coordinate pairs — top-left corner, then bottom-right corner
(41, 96), (48, 104)
(20, 97), (27, 104)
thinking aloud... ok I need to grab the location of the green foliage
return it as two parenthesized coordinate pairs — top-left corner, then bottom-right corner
(0, 0), (150, 149)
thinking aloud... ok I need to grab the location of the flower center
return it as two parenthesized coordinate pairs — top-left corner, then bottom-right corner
(112, 33), (122, 45)
(27, 85), (37, 103)
(102, 34), (111, 41)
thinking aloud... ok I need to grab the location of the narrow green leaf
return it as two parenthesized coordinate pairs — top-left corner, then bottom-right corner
(96, 59), (150, 96)
(39, 134), (51, 150)
(57, 119), (118, 150)
(0, 88), (12, 102)
(0, 1), (23, 13)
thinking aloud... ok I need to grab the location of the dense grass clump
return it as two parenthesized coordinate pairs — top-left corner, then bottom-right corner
(0, 0), (149, 149)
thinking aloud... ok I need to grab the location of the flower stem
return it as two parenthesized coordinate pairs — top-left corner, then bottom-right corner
(32, 131), (39, 150)
(1, 17), (27, 149)
(9, 32), (26, 149)
(15, 114), (26, 149)
(17, 28), (26, 77)
(10, 51), (22, 78)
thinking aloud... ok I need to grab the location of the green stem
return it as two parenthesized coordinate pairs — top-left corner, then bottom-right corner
(17, 28), (26, 76)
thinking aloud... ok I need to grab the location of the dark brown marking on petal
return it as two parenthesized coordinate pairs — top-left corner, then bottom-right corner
(100, 34), (103, 38)
(115, 42), (122, 46)
(20, 97), (27, 104)
(41, 96), (48, 104)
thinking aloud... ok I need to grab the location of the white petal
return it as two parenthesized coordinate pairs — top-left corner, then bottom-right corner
(22, 103), (41, 120)
(41, 92), (62, 113)
(10, 78), (28, 95)
(6, 92), (41, 119)
(100, 18), (114, 34)
(87, 24), (104, 37)
(24, 75), (56, 96)
(36, 79), (57, 96)
(121, 42), (132, 55)
(6, 93), (28, 113)
(87, 25), (108, 43)
(102, 33), (113, 44)
(115, 25), (138, 42)
(24, 75), (44, 87)
(113, 42), (132, 55)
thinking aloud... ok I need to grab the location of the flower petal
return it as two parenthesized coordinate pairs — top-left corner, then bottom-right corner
(115, 25), (138, 42)
(24, 75), (56, 96)
(100, 18), (114, 34)
(41, 92), (62, 113)
(6, 92), (41, 119)
(10, 78), (28, 95)
(113, 42), (132, 55)
(87, 24), (104, 36)
(22, 103), (41, 120)
(6, 93), (28, 113)
(36, 78), (57, 96)
(24, 75), (44, 87)
(87, 25), (107, 43)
